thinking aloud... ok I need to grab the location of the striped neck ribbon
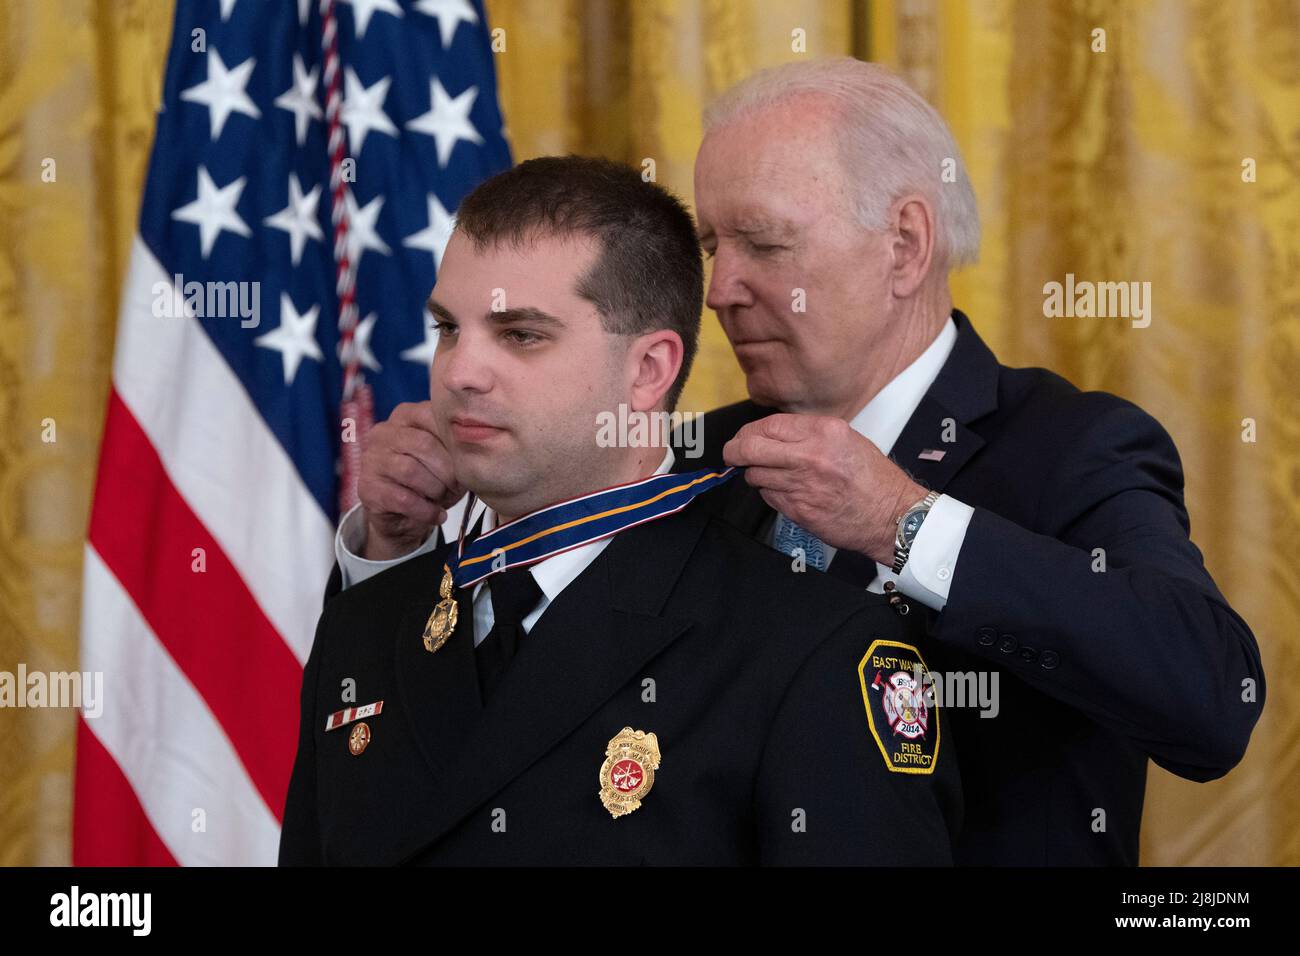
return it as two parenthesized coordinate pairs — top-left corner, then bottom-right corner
(446, 466), (737, 590)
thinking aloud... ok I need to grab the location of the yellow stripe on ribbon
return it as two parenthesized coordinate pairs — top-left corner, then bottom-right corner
(458, 468), (731, 570)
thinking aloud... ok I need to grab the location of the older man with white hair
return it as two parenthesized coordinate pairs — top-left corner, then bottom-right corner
(332, 58), (1263, 866)
(690, 58), (1263, 865)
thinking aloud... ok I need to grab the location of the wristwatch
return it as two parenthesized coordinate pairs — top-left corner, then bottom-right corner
(892, 490), (940, 574)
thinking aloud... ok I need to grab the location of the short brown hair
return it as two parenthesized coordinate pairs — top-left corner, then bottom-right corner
(454, 156), (703, 410)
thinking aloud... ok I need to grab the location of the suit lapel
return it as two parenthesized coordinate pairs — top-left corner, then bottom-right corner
(886, 394), (986, 497)
(825, 310), (1000, 585)
(390, 501), (710, 863)
(392, 576), (483, 782)
(824, 393), (985, 587)
(884, 309), (999, 495)
(391, 509), (492, 781)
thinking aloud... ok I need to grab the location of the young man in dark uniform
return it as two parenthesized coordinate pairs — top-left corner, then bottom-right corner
(279, 157), (960, 865)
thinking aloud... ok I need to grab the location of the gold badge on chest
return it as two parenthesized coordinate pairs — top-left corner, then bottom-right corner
(423, 565), (458, 653)
(598, 727), (661, 819)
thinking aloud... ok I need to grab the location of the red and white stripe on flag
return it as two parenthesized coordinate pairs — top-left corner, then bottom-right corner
(73, 241), (334, 866)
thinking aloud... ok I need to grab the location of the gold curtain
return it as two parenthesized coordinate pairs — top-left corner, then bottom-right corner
(0, 0), (174, 865)
(0, 0), (1294, 865)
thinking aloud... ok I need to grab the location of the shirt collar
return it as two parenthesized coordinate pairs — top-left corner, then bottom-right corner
(848, 315), (958, 455)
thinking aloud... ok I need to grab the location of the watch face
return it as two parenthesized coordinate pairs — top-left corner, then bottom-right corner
(900, 510), (926, 547)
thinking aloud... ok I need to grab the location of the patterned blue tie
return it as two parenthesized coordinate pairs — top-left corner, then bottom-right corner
(772, 512), (829, 571)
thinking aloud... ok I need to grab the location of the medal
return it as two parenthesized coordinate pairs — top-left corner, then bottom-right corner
(348, 721), (371, 756)
(598, 727), (661, 818)
(422, 566), (459, 653)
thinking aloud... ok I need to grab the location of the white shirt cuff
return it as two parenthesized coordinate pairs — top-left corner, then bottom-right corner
(334, 502), (442, 590)
(894, 494), (974, 611)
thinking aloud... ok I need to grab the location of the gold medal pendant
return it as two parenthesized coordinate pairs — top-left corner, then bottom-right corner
(422, 565), (458, 653)
(598, 727), (661, 818)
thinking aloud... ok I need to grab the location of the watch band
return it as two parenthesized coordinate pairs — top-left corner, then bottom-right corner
(892, 490), (940, 574)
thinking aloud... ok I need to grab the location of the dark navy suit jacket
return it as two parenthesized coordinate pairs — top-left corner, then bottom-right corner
(681, 309), (1264, 865)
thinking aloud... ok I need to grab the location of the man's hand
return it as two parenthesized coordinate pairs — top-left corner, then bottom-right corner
(722, 414), (928, 565)
(356, 401), (463, 560)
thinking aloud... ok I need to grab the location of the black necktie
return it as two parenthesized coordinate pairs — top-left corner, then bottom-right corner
(475, 567), (543, 702)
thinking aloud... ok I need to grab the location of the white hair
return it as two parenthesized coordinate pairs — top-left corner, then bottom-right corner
(703, 57), (981, 270)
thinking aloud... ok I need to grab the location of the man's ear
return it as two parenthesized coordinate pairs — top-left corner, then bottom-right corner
(889, 194), (937, 298)
(628, 329), (684, 413)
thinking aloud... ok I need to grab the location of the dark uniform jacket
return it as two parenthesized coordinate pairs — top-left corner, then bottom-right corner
(683, 309), (1264, 865)
(281, 485), (962, 865)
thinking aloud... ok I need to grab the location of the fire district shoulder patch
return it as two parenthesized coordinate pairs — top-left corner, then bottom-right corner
(857, 639), (940, 775)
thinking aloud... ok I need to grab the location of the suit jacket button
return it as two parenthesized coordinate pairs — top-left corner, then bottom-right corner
(977, 627), (997, 646)
(1019, 646), (1038, 663)
(1040, 649), (1061, 669)
(997, 633), (1018, 654)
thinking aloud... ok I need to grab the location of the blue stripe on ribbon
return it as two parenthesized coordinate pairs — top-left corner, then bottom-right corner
(452, 466), (736, 588)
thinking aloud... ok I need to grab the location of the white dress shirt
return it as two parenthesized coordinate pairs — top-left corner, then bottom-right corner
(336, 448), (677, 644)
(761, 315), (974, 611)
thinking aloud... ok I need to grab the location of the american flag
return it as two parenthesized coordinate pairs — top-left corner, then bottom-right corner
(74, 0), (510, 865)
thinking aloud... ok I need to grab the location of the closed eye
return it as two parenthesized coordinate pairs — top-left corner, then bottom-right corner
(701, 239), (784, 259)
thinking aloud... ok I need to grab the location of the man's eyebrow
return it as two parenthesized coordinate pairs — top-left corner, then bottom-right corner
(698, 217), (795, 241)
(426, 299), (566, 329)
(426, 298), (456, 322)
(735, 218), (795, 237)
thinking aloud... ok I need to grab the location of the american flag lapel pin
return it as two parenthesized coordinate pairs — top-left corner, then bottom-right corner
(918, 449), (946, 462)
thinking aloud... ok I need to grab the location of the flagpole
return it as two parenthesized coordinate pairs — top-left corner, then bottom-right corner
(319, 0), (375, 513)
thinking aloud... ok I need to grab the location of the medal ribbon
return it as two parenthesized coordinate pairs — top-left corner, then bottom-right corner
(444, 466), (737, 589)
